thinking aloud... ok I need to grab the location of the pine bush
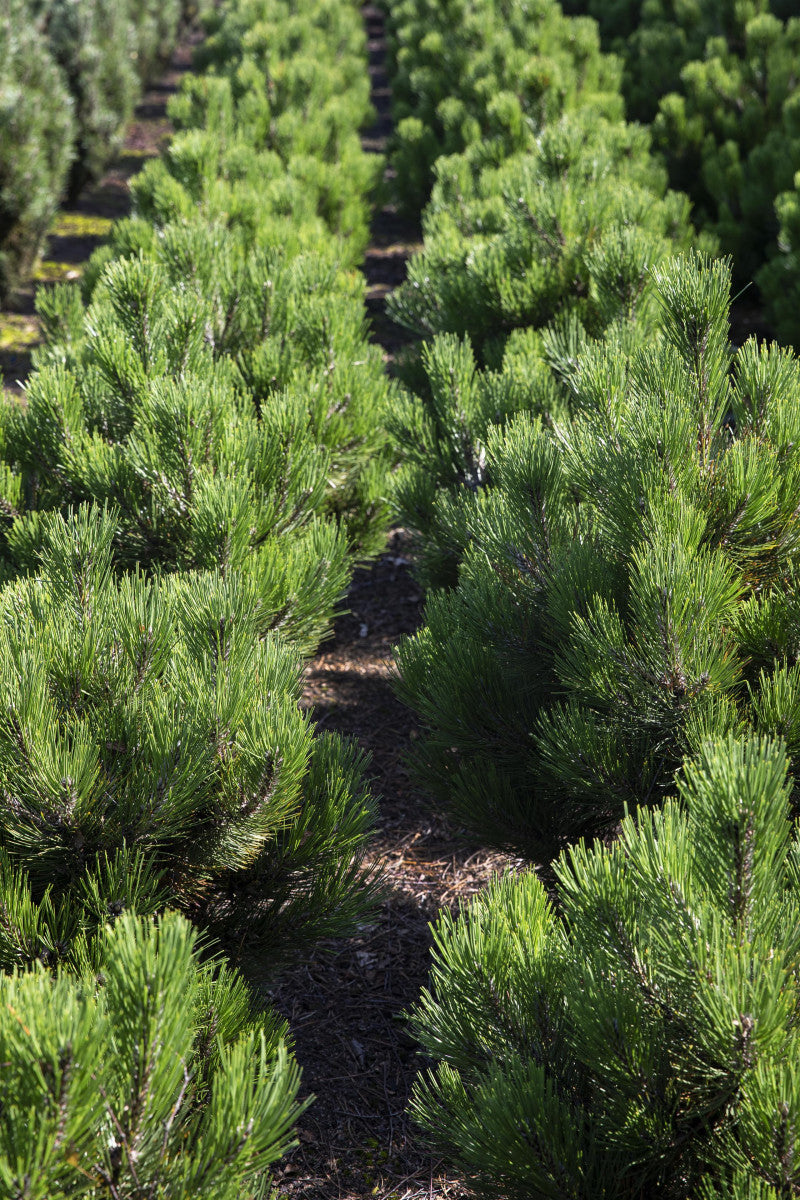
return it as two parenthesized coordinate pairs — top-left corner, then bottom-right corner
(0, 4), (74, 298)
(411, 734), (800, 1200)
(0, 507), (376, 970)
(564, 1), (800, 338)
(0, 910), (303, 1198)
(126, 0), (184, 82)
(396, 255), (800, 857)
(171, 0), (381, 257)
(387, 111), (702, 587)
(652, 10), (800, 289)
(1, 253), (360, 650)
(19, 233), (389, 566)
(388, 113), (697, 361)
(563, 0), (778, 123)
(384, 0), (623, 213)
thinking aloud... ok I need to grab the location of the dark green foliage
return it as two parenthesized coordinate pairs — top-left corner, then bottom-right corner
(387, 112), (701, 586)
(388, 332), (560, 589)
(0, 508), (376, 971)
(653, 10), (800, 288)
(565, 0), (777, 123)
(0, 910), (304, 1198)
(395, 255), (800, 857)
(385, 0), (623, 214)
(758, 171), (800, 344)
(411, 734), (800, 1200)
(0, 3), (74, 297)
(565, 0), (800, 337)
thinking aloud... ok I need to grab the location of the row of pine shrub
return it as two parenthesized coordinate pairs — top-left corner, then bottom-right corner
(559, 0), (800, 345)
(385, 0), (800, 346)
(0, 0), (192, 299)
(385, 0), (800, 1195)
(0, 0), (388, 1191)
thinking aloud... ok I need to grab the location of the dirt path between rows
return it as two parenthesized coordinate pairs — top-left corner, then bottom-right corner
(259, 8), (518, 1199)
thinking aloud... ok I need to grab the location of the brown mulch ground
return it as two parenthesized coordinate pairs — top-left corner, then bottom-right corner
(264, 532), (519, 1200)
(256, 9), (520, 1199)
(0, 28), (201, 394)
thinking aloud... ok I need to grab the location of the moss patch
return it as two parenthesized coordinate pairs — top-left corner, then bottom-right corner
(0, 315), (40, 352)
(34, 260), (84, 284)
(50, 212), (113, 239)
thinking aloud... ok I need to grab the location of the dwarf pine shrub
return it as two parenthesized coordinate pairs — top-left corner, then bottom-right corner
(387, 110), (703, 586)
(411, 734), (800, 1200)
(0, 910), (303, 1198)
(167, 0), (381, 257)
(653, 10), (800, 290)
(126, 0), (184, 82)
(0, 507), (376, 970)
(1, 253), (360, 650)
(564, 0), (778, 122)
(396, 255), (800, 857)
(384, 0), (623, 213)
(563, 1), (800, 339)
(19, 236), (389, 565)
(388, 112), (698, 363)
(0, 4), (74, 298)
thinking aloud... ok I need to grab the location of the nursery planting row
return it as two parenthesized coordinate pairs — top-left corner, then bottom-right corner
(4, 0), (800, 1195)
(0, 0), (200, 298)
(0, 1), (391, 1193)
(561, 0), (800, 344)
(385, 0), (800, 344)
(383, 0), (800, 1196)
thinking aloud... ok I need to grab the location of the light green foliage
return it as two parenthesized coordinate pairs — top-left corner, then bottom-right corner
(0, 910), (303, 1198)
(0, 3), (74, 297)
(396, 255), (800, 856)
(169, 0), (381, 257)
(19, 247), (387, 572)
(126, 0), (184, 81)
(1, 255), (355, 652)
(46, 0), (393, 556)
(0, 508), (376, 970)
(0, 0), (186, 301)
(385, 0), (623, 213)
(411, 735), (800, 1200)
(389, 112), (696, 359)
